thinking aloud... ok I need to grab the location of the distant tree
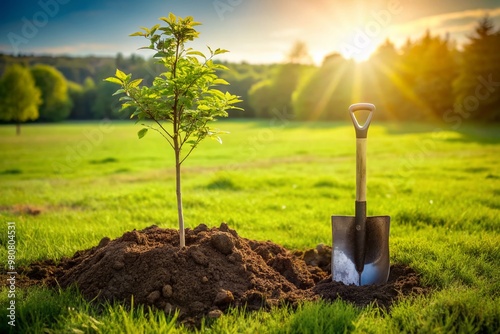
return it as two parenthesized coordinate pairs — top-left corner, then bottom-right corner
(245, 42), (316, 118)
(130, 57), (164, 86)
(217, 63), (257, 117)
(31, 64), (72, 121)
(271, 64), (304, 115)
(219, 62), (277, 118)
(83, 76), (96, 90)
(92, 81), (123, 119)
(67, 81), (85, 119)
(353, 40), (401, 120)
(248, 63), (311, 118)
(453, 16), (500, 121)
(286, 41), (313, 65)
(82, 77), (97, 119)
(129, 54), (145, 66)
(371, 39), (398, 63)
(115, 52), (126, 70)
(293, 53), (355, 120)
(389, 31), (457, 120)
(415, 32), (456, 119)
(0, 64), (41, 134)
(68, 77), (100, 120)
(248, 79), (273, 117)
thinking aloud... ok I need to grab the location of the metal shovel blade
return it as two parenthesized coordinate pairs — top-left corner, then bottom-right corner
(332, 215), (390, 285)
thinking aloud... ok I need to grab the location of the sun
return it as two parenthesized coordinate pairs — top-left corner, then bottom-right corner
(310, 50), (328, 65)
(350, 49), (375, 62)
(301, 0), (387, 63)
(341, 44), (377, 63)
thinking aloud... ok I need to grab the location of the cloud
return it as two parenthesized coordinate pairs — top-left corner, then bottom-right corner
(0, 42), (139, 56)
(384, 7), (500, 47)
(269, 27), (304, 39)
(0, 43), (12, 51)
(393, 7), (500, 36)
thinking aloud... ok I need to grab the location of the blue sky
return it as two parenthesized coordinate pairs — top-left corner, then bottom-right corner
(1, 0), (499, 63)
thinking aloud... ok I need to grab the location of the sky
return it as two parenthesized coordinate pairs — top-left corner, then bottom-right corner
(1, 0), (499, 64)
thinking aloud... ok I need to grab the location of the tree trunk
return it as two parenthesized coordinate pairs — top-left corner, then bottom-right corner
(16, 123), (20, 136)
(175, 148), (185, 248)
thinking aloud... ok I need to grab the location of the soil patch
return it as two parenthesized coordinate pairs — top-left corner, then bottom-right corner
(12, 224), (429, 324)
(0, 204), (43, 216)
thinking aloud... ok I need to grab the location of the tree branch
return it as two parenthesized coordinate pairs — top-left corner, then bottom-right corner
(128, 90), (175, 149)
(179, 119), (209, 165)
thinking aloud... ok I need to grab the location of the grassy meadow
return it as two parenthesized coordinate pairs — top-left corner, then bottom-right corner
(0, 120), (499, 333)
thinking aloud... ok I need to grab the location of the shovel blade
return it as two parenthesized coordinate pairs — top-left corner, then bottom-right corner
(332, 215), (390, 285)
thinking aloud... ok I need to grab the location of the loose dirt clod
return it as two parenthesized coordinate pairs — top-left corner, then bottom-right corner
(13, 224), (429, 325)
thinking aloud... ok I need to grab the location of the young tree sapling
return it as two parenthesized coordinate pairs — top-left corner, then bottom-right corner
(106, 13), (242, 247)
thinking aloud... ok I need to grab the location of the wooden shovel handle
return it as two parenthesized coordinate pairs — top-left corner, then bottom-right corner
(349, 103), (375, 201)
(356, 138), (367, 202)
(349, 103), (375, 139)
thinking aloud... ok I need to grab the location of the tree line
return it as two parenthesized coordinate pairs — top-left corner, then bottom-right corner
(1, 16), (499, 134)
(249, 16), (500, 123)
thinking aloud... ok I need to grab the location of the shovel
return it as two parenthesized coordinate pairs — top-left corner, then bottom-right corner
(331, 103), (390, 286)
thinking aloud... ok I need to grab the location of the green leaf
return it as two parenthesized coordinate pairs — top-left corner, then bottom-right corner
(112, 88), (125, 96)
(115, 69), (127, 81)
(161, 13), (176, 24)
(153, 52), (168, 58)
(104, 77), (122, 85)
(129, 79), (143, 88)
(150, 24), (160, 34)
(214, 48), (229, 55)
(197, 104), (211, 111)
(212, 63), (229, 71)
(130, 31), (145, 37)
(211, 135), (223, 144)
(137, 128), (148, 139)
(207, 89), (225, 99)
(186, 50), (206, 58)
(213, 78), (229, 85)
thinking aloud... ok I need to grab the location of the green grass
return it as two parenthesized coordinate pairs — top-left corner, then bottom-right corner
(1, 120), (499, 333)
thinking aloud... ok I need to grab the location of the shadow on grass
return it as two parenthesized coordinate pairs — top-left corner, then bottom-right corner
(384, 121), (500, 144)
(89, 157), (119, 164)
(1, 168), (22, 175)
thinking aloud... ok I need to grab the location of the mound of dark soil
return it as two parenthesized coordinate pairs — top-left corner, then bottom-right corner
(17, 224), (429, 324)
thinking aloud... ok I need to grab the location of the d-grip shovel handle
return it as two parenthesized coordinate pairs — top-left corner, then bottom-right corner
(349, 103), (375, 276)
(349, 103), (375, 139)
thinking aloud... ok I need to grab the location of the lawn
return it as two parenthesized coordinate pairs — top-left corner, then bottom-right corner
(1, 120), (499, 333)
